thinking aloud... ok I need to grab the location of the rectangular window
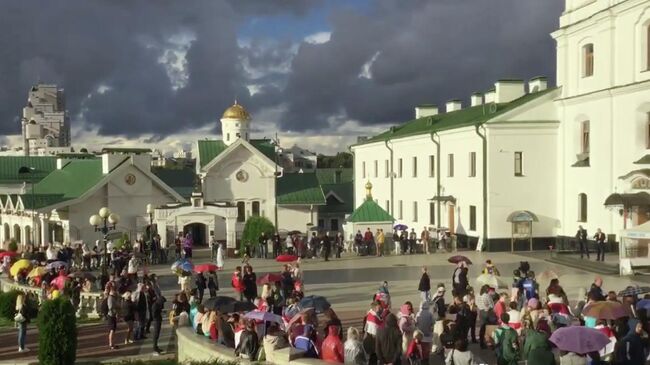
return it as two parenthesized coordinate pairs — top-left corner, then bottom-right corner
(413, 201), (418, 222)
(252, 201), (260, 216)
(583, 44), (594, 77)
(385, 160), (390, 178)
(581, 121), (590, 154)
(647, 113), (650, 149)
(398, 200), (403, 220)
(318, 219), (325, 229)
(429, 155), (435, 177)
(362, 161), (366, 178)
(373, 160), (378, 178)
(469, 152), (476, 177)
(412, 157), (418, 177)
(236, 201), (245, 222)
(514, 152), (523, 176)
(386, 200), (390, 212)
(331, 219), (339, 232)
(448, 154), (454, 177)
(469, 205), (477, 231)
(397, 158), (403, 178)
(429, 202), (435, 225)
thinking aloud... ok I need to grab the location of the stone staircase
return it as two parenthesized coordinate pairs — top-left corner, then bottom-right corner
(546, 254), (619, 276)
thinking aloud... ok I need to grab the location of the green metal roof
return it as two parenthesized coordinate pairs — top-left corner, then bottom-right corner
(354, 88), (556, 147)
(198, 139), (276, 168)
(152, 167), (196, 198)
(319, 182), (354, 214)
(347, 198), (394, 223)
(315, 168), (353, 184)
(276, 173), (325, 205)
(33, 159), (110, 199)
(634, 155), (650, 164)
(101, 147), (152, 154)
(0, 156), (57, 184)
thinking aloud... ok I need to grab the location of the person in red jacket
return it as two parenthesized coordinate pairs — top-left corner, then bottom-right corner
(232, 266), (244, 301)
(321, 324), (344, 363)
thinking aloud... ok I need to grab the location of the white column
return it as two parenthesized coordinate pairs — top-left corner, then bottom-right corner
(40, 216), (49, 247)
(62, 222), (70, 244)
(225, 217), (236, 249)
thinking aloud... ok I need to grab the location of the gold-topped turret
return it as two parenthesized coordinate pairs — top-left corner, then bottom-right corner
(365, 181), (373, 200)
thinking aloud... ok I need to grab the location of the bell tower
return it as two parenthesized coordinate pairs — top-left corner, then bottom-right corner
(220, 101), (251, 146)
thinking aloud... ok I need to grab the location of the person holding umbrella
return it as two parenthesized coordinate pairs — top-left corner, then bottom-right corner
(195, 272), (207, 304)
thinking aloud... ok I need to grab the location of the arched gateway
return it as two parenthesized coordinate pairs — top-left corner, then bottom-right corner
(153, 193), (238, 254)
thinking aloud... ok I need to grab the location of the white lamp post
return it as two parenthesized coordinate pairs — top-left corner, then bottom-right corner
(89, 207), (120, 273)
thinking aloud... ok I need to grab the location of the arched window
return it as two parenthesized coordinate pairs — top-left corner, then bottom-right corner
(578, 193), (588, 222)
(583, 43), (594, 77)
(252, 201), (260, 217)
(237, 202), (245, 222)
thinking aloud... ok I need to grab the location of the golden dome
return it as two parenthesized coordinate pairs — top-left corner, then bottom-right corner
(222, 101), (251, 120)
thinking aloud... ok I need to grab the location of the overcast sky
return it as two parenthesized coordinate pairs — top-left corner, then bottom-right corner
(0, 0), (564, 154)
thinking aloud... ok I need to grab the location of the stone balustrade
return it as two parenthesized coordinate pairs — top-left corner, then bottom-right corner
(176, 327), (331, 365)
(0, 277), (102, 318)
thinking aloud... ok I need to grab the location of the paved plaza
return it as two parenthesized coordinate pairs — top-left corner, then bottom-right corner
(0, 247), (645, 364)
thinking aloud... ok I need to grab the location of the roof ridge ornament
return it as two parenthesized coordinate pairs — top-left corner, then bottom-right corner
(365, 180), (373, 200)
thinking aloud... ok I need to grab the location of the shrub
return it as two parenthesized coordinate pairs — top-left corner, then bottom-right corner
(0, 290), (20, 320)
(240, 216), (275, 256)
(38, 297), (78, 365)
(7, 239), (18, 252)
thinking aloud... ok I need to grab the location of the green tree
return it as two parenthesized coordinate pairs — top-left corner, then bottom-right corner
(0, 290), (20, 320)
(38, 297), (78, 365)
(317, 152), (352, 168)
(7, 239), (18, 252)
(240, 216), (275, 256)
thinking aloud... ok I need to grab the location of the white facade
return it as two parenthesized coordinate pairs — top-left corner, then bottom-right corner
(351, 0), (650, 251)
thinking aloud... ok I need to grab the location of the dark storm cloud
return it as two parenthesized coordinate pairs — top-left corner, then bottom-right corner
(275, 0), (564, 131)
(0, 0), (564, 139)
(0, 0), (246, 136)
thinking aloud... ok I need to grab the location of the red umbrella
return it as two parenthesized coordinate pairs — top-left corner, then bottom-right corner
(447, 255), (472, 265)
(257, 273), (283, 285)
(0, 251), (18, 259)
(276, 254), (298, 263)
(51, 275), (69, 290)
(194, 263), (218, 273)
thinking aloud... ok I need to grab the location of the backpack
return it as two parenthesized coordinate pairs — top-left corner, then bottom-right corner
(99, 297), (109, 318)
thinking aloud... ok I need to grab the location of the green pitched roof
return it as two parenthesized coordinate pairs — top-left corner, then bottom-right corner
(152, 167), (196, 198)
(355, 88), (556, 146)
(315, 168), (353, 184)
(276, 173), (325, 205)
(347, 198), (394, 223)
(33, 159), (109, 199)
(0, 156), (57, 184)
(198, 139), (276, 168)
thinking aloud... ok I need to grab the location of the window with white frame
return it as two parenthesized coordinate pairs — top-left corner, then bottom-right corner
(583, 43), (594, 77)
(374, 160), (378, 178)
(429, 155), (435, 177)
(362, 161), (366, 178)
(578, 193), (588, 222)
(514, 152), (523, 176)
(385, 160), (390, 178)
(448, 154), (454, 177)
(469, 152), (476, 177)
(412, 156), (417, 177)
(581, 121), (590, 154)
(429, 202), (435, 225)
(398, 158), (403, 178)
(413, 201), (418, 222)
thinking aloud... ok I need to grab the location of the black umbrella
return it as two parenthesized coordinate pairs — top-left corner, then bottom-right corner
(221, 300), (257, 314)
(618, 286), (650, 297)
(204, 296), (237, 311)
(299, 295), (331, 313)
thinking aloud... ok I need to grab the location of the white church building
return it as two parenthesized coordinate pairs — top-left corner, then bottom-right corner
(351, 0), (650, 252)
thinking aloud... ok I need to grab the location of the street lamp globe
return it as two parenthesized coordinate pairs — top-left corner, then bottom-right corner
(146, 203), (153, 214)
(99, 207), (111, 219)
(89, 214), (102, 227)
(108, 213), (120, 225)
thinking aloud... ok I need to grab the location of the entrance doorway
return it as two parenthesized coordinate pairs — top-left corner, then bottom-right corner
(448, 205), (455, 234)
(183, 223), (207, 246)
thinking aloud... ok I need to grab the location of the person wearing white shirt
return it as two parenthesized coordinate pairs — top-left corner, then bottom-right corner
(45, 244), (58, 262)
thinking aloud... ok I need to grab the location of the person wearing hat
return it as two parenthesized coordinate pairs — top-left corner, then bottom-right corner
(431, 284), (447, 320)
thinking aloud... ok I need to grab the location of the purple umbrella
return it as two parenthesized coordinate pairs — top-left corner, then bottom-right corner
(549, 326), (609, 354)
(637, 299), (650, 310)
(244, 311), (283, 325)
